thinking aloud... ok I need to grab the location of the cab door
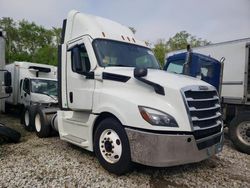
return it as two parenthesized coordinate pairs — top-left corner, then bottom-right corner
(66, 37), (95, 111)
(21, 78), (31, 107)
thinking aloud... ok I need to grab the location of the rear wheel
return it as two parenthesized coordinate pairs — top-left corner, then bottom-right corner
(34, 107), (51, 138)
(229, 113), (250, 154)
(94, 117), (132, 175)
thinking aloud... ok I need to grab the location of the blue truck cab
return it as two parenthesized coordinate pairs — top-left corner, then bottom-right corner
(164, 52), (222, 91)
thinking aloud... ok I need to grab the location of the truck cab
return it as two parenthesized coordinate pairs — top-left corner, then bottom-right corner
(20, 77), (57, 107)
(164, 52), (222, 91)
(34, 10), (224, 175)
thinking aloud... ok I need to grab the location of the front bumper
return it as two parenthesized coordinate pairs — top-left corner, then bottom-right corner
(125, 128), (223, 167)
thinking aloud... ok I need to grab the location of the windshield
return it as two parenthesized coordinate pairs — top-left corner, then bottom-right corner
(31, 79), (58, 96)
(165, 59), (185, 74)
(93, 39), (160, 69)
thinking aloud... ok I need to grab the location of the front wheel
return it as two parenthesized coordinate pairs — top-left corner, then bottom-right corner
(229, 113), (250, 154)
(22, 105), (39, 131)
(94, 117), (132, 175)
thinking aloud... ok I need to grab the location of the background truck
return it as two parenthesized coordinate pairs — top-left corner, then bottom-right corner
(0, 30), (7, 108)
(4, 62), (58, 131)
(33, 10), (223, 175)
(0, 30), (21, 143)
(164, 38), (250, 154)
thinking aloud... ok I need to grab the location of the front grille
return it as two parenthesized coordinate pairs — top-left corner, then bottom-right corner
(182, 86), (223, 147)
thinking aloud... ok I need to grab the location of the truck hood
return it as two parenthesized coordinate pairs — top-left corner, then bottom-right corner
(101, 67), (211, 90)
(31, 93), (58, 104)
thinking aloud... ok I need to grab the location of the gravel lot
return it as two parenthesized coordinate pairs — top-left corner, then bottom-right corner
(0, 113), (249, 188)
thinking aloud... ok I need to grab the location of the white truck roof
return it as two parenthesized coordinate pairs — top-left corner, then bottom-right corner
(11, 61), (57, 69)
(65, 10), (147, 48)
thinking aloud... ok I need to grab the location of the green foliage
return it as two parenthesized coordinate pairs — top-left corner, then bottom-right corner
(153, 31), (210, 67)
(166, 31), (210, 52)
(0, 17), (61, 65)
(129, 27), (136, 34)
(153, 39), (167, 67)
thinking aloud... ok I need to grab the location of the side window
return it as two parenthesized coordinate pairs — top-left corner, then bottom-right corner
(198, 59), (214, 78)
(166, 59), (185, 74)
(71, 44), (91, 73)
(23, 78), (30, 94)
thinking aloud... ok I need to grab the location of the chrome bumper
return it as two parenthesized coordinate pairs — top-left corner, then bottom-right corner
(125, 128), (223, 167)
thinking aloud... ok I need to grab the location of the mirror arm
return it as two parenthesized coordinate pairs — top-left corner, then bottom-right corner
(84, 71), (94, 79)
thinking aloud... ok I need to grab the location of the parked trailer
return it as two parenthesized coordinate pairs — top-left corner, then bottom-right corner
(0, 30), (6, 110)
(165, 38), (250, 154)
(0, 30), (12, 104)
(0, 30), (21, 143)
(33, 10), (224, 175)
(4, 62), (58, 131)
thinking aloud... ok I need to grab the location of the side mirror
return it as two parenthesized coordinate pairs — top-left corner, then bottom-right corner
(5, 86), (12, 94)
(134, 68), (148, 78)
(4, 71), (11, 86)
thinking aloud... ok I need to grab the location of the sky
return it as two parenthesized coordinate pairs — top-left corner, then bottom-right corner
(0, 0), (249, 44)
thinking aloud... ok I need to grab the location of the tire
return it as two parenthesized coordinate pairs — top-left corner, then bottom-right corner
(229, 113), (250, 154)
(34, 107), (51, 138)
(94, 117), (132, 175)
(0, 124), (21, 143)
(22, 105), (38, 131)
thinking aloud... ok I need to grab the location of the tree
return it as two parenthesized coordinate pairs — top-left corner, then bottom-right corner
(0, 17), (61, 65)
(153, 39), (167, 67)
(129, 27), (136, 34)
(0, 17), (18, 63)
(153, 31), (211, 67)
(166, 31), (210, 52)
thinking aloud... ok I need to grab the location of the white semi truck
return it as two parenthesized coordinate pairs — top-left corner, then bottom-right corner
(33, 10), (224, 174)
(4, 62), (58, 130)
(165, 38), (250, 154)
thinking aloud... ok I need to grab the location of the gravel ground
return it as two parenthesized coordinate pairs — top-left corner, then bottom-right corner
(0, 113), (249, 188)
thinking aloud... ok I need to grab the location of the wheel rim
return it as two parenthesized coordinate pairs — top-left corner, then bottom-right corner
(236, 121), (250, 146)
(35, 114), (41, 132)
(24, 110), (29, 126)
(99, 129), (122, 164)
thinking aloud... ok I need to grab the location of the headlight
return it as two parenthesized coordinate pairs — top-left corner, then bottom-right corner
(138, 106), (178, 127)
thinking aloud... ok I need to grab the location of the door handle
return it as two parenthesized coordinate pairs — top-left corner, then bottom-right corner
(69, 92), (73, 103)
(24, 93), (27, 97)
